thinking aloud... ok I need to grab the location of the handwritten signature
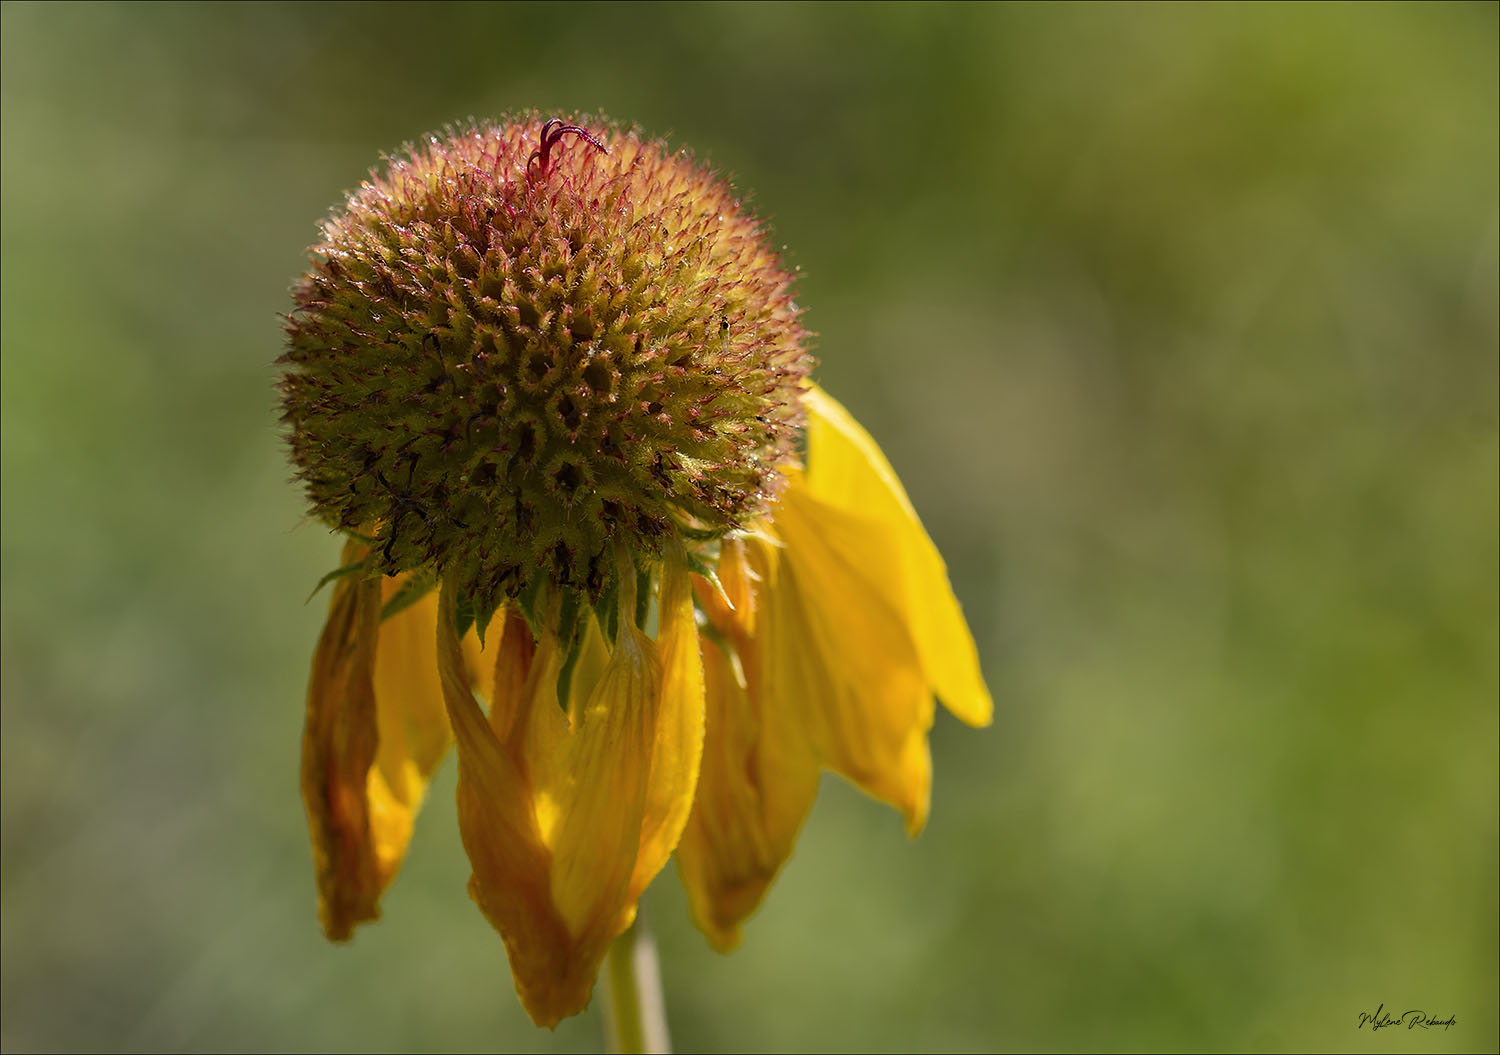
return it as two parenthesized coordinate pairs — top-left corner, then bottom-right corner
(1357, 1003), (1455, 1031)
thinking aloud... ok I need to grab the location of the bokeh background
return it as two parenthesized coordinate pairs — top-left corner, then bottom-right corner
(2, 3), (1495, 1052)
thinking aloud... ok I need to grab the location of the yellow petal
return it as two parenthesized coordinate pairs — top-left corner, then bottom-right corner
(563, 612), (613, 720)
(803, 384), (993, 727)
(677, 534), (821, 950)
(548, 622), (658, 939)
(628, 553), (707, 902)
(772, 477), (935, 833)
(364, 579), (454, 887)
(441, 572), (700, 1028)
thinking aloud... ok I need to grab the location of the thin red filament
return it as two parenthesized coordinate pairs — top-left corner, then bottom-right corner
(527, 118), (608, 180)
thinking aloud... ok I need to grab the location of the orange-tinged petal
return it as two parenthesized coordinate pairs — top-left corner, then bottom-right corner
(483, 606), (534, 742)
(438, 582), (584, 1028)
(771, 476), (935, 832)
(677, 533), (821, 950)
(301, 559), (383, 941)
(301, 540), (466, 942)
(803, 384), (993, 728)
(677, 641), (821, 951)
(694, 534), (759, 639)
(718, 536), (757, 630)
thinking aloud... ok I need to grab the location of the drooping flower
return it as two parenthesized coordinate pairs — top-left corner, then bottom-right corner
(280, 113), (991, 1028)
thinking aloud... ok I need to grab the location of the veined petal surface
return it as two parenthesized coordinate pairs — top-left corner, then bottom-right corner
(803, 385), (993, 728)
(772, 473), (935, 832)
(629, 556), (708, 900)
(436, 560), (706, 1028)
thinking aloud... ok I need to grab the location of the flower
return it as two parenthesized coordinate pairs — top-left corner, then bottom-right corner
(281, 114), (991, 1028)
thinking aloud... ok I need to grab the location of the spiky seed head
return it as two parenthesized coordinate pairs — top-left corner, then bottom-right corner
(279, 113), (811, 614)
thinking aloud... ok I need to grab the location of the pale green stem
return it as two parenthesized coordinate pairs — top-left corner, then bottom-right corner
(603, 912), (671, 1054)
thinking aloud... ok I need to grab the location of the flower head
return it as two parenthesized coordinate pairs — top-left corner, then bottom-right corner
(281, 113), (991, 1028)
(282, 114), (807, 617)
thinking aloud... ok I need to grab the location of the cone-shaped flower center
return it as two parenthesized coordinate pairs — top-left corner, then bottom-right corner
(281, 115), (809, 614)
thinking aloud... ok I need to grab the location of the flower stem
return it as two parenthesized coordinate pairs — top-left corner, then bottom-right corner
(603, 912), (671, 1054)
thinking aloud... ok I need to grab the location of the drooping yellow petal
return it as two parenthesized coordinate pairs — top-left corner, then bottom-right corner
(438, 582), (582, 1028)
(802, 384), (993, 727)
(677, 384), (992, 951)
(677, 641), (822, 951)
(363, 578), (463, 889)
(628, 553), (707, 901)
(301, 541), (470, 942)
(771, 476), (935, 833)
(548, 621), (658, 940)
(677, 533), (821, 950)
(439, 562), (705, 1028)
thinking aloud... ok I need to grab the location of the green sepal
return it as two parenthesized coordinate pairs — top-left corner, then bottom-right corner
(555, 590), (583, 652)
(682, 551), (731, 611)
(453, 590), (477, 641)
(469, 592), (501, 648)
(694, 610), (748, 690)
(379, 567), (436, 622)
(305, 559), (368, 604)
(592, 580), (620, 647)
(675, 521), (733, 542)
(694, 611), (732, 655)
(634, 565), (652, 632)
(555, 619), (585, 714)
(451, 588), (501, 644)
(514, 575), (545, 641)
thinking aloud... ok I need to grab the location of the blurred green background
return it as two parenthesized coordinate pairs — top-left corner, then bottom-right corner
(2, 3), (1495, 1052)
